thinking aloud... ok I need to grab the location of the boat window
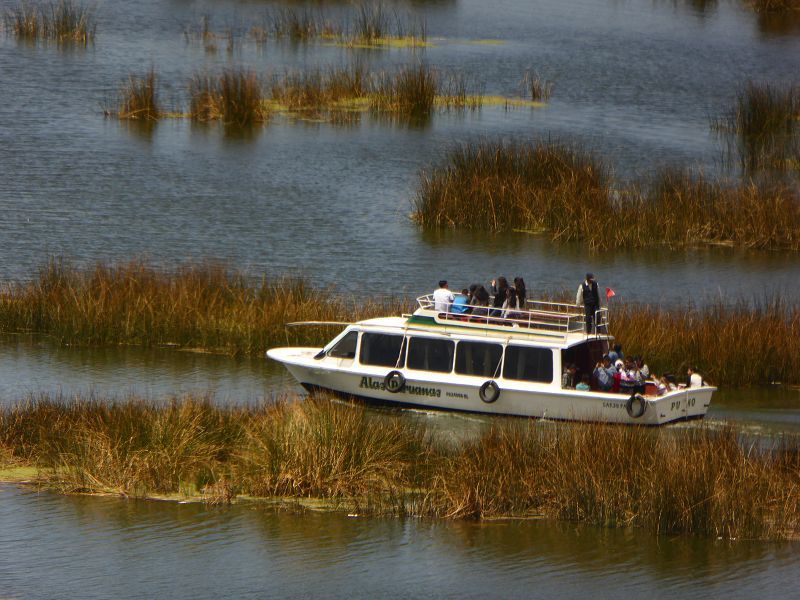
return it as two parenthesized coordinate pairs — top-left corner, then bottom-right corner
(359, 333), (405, 367)
(455, 341), (503, 377)
(503, 346), (553, 383)
(327, 331), (359, 359)
(407, 337), (454, 373)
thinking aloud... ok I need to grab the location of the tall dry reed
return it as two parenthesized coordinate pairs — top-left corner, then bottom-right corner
(414, 140), (800, 250)
(0, 260), (406, 356)
(3, 0), (95, 43)
(0, 260), (798, 387)
(719, 81), (800, 173)
(111, 69), (161, 121)
(2, 395), (800, 540)
(190, 70), (268, 127)
(371, 64), (437, 117)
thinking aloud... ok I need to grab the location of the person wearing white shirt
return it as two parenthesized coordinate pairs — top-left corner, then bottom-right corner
(432, 280), (455, 312)
(687, 366), (704, 388)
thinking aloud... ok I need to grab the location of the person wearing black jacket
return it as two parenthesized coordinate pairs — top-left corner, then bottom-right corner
(575, 273), (600, 334)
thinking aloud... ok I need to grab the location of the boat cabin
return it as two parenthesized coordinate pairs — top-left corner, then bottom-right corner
(316, 294), (612, 391)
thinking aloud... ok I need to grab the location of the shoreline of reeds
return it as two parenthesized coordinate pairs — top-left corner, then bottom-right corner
(0, 261), (799, 388)
(413, 140), (800, 251)
(1, 395), (799, 540)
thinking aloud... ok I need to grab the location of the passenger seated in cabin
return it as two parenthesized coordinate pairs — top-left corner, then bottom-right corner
(593, 355), (616, 391)
(656, 374), (678, 396)
(687, 366), (705, 388)
(490, 277), (509, 317)
(576, 374), (591, 391)
(608, 344), (623, 364)
(432, 280), (455, 312)
(562, 363), (577, 389)
(636, 356), (650, 380)
(619, 358), (637, 395)
(632, 356), (646, 395)
(451, 289), (470, 315)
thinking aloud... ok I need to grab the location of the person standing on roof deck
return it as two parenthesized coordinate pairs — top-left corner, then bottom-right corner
(490, 277), (509, 317)
(432, 280), (455, 312)
(576, 273), (601, 334)
(514, 277), (527, 307)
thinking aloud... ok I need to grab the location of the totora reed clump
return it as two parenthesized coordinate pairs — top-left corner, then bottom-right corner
(1, 395), (800, 540)
(414, 140), (800, 250)
(108, 69), (161, 121)
(190, 69), (269, 127)
(3, 0), (95, 44)
(0, 261), (799, 387)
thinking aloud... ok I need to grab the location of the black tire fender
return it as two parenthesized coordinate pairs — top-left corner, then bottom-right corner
(626, 394), (647, 418)
(384, 370), (406, 393)
(479, 380), (501, 404)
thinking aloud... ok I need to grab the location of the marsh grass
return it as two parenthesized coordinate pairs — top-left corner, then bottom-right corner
(109, 69), (161, 121)
(2, 395), (800, 539)
(611, 297), (800, 388)
(268, 64), (370, 114)
(522, 69), (553, 102)
(190, 70), (268, 127)
(371, 64), (437, 118)
(713, 81), (800, 173)
(3, 0), (95, 44)
(0, 260), (405, 356)
(748, 0), (800, 11)
(414, 140), (800, 249)
(2, 260), (799, 386)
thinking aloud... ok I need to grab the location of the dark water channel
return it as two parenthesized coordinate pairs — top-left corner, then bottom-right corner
(3, 0), (800, 595)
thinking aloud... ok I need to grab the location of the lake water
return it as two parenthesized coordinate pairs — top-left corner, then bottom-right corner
(1, 0), (799, 304)
(2, 0), (800, 596)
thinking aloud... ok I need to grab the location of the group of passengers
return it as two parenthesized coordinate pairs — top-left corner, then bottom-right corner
(563, 344), (705, 395)
(432, 277), (527, 319)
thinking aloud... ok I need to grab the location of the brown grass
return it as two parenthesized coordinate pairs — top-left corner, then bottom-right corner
(3, 0), (95, 44)
(190, 70), (269, 127)
(110, 69), (160, 121)
(414, 140), (800, 250)
(0, 260), (798, 387)
(2, 395), (799, 539)
(0, 260), (406, 356)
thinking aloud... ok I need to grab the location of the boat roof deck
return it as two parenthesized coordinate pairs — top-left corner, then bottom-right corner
(352, 296), (612, 348)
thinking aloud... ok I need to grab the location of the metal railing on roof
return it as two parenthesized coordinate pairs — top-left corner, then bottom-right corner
(416, 294), (610, 339)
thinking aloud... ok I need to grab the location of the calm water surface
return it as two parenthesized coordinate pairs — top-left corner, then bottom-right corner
(3, 0), (800, 596)
(1, 484), (799, 599)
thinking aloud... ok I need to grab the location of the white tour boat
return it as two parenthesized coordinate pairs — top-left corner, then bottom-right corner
(267, 294), (715, 425)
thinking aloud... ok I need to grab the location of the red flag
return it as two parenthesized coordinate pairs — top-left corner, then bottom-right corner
(606, 287), (616, 299)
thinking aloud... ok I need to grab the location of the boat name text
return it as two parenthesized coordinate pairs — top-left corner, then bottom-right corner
(359, 377), (441, 398)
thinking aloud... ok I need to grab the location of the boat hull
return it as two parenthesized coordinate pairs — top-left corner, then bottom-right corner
(268, 348), (714, 426)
